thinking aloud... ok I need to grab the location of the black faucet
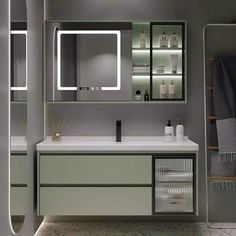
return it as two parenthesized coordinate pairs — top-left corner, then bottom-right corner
(116, 120), (122, 142)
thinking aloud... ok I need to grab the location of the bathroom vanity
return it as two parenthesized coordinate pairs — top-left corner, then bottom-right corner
(36, 136), (198, 216)
(11, 137), (27, 216)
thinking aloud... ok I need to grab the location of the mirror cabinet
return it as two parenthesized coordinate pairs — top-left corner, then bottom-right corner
(45, 21), (186, 103)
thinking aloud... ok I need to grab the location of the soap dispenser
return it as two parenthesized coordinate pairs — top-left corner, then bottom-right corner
(165, 120), (174, 142)
(140, 31), (147, 48)
(168, 80), (176, 98)
(159, 32), (168, 48)
(144, 89), (150, 101)
(176, 119), (184, 141)
(134, 90), (142, 101)
(160, 80), (168, 99)
(170, 32), (179, 48)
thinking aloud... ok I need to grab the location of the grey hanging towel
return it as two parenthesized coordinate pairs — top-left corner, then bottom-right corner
(213, 56), (236, 156)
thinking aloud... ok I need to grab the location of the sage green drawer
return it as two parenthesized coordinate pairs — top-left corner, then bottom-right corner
(40, 155), (152, 184)
(11, 187), (27, 216)
(11, 155), (28, 185)
(39, 187), (152, 216)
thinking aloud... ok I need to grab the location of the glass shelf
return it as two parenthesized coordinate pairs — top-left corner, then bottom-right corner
(153, 73), (182, 76)
(132, 48), (183, 53)
(132, 73), (150, 76)
(150, 22), (186, 101)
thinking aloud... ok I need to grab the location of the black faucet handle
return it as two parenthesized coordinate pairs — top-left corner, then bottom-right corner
(116, 120), (122, 142)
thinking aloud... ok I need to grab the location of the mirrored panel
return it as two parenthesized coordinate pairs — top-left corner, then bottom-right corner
(11, 25), (27, 101)
(46, 22), (132, 102)
(10, 0), (27, 232)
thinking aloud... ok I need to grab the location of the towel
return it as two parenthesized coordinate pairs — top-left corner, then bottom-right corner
(210, 56), (236, 184)
(213, 56), (236, 155)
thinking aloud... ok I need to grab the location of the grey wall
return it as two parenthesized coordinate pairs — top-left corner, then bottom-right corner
(45, 0), (236, 222)
(11, 104), (27, 136)
(11, 0), (27, 22)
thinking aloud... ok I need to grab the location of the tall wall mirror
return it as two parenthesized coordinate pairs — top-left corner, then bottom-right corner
(10, 0), (28, 233)
(45, 21), (186, 103)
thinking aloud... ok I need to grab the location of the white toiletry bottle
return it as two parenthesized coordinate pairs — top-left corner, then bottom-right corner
(140, 31), (147, 48)
(176, 119), (184, 142)
(134, 90), (142, 101)
(159, 32), (168, 48)
(170, 32), (179, 48)
(169, 80), (175, 98)
(170, 54), (178, 74)
(160, 80), (168, 99)
(165, 120), (174, 142)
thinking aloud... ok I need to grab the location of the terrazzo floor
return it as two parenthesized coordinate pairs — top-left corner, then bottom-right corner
(34, 222), (236, 236)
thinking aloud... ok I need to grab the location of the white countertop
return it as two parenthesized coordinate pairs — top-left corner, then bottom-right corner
(36, 136), (199, 152)
(11, 136), (27, 152)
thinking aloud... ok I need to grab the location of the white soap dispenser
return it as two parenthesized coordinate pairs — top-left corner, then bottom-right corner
(160, 80), (168, 99)
(176, 119), (184, 142)
(159, 32), (168, 48)
(165, 120), (174, 142)
(170, 32), (179, 48)
(140, 31), (147, 48)
(168, 80), (176, 98)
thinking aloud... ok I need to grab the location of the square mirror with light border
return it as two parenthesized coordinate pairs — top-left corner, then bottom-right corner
(45, 22), (132, 102)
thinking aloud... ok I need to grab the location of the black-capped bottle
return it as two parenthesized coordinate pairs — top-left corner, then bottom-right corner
(144, 90), (150, 101)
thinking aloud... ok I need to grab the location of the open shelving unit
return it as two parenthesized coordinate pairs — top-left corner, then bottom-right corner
(132, 21), (186, 102)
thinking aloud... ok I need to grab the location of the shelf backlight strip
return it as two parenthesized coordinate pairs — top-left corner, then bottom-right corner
(10, 30), (27, 91)
(57, 30), (121, 91)
(132, 49), (182, 54)
(132, 75), (182, 79)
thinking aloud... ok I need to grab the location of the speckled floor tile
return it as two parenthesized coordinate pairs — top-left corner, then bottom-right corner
(35, 222), (236, 236)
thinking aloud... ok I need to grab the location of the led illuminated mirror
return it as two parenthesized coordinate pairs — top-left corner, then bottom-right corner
(57, 30), (121, 91)
(46, 22), (132, 101)
(45, 21), (186, 102)
(11, 29), (27, 101)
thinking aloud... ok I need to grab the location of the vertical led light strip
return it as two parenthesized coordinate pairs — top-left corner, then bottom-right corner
(57, 30), (121, 91)
(10, 30), (27, 91)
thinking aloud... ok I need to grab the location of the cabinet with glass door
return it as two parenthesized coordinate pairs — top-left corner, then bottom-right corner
(132, 21), (186, 102)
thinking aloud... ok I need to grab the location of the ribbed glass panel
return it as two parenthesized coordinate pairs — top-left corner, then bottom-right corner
(155, 159), (193, 213)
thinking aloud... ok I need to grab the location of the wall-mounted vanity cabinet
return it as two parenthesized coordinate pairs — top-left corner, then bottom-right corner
(37, 152), (197, 216)
(11, 152), (28, 216)
(45, 21), (186, 103)
(11, 23), (27, 102)
(36, 137), (198, 216)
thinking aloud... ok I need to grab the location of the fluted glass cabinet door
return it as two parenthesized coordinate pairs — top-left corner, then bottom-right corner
(153, 155), (195, 214)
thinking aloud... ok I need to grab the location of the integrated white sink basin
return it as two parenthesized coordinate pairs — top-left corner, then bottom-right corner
(11, 136), (27, 152)
(36, 136), (199, 152)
